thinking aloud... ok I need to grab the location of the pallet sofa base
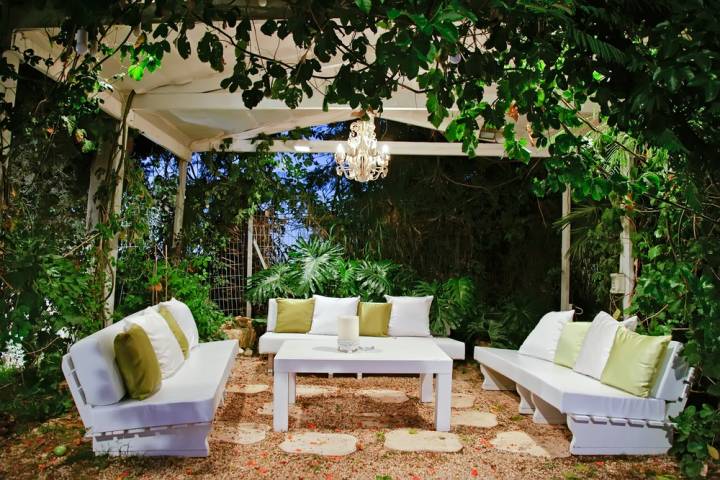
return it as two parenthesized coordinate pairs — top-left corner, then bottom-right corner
(91, 422), (213, 457)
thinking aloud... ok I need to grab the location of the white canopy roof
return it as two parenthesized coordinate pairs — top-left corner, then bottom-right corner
(13, 24), (586, 159)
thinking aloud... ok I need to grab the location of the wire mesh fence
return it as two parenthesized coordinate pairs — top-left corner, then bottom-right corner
(210, 212), (311, 318)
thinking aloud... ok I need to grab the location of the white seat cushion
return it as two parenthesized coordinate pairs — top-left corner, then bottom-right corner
(474, 347), (666, 421)
(385, 295), (433, 337)
(258, 332), (465, 360)
(69, 321), (128, 406)
(90, 340), (238, 433)
(308, 295), (360, 335)
(267, 299), (278, 331)
(158, 298), (200, 349)
(126, 308), (185, 379)
(518, 310), (574, 361)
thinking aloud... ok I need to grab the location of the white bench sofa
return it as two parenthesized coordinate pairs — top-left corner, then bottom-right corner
(62, 307), (239, 457)
(475, 342), (694, 455)
(258, 299), (466, 372)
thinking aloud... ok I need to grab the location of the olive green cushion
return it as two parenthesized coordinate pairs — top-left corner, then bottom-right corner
(114, 324), (162, 400)
(158, 305), (190, 359)
(600, 328), (671, 397)
(358, 302), (392, 337)
(553, 322), (592, 368)
(275, 298), (315, 333)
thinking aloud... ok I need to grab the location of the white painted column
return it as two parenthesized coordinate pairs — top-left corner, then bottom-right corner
(619, 158), (636, 312)
(245, 215), (254, 317)
(171, 155), (189, 250)
(560, 186), (572, 310)
(0, 47), (19, 209)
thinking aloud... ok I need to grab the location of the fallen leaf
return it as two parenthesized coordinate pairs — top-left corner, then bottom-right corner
(356, 441), (364, 451)
(471, 467), (479, 477)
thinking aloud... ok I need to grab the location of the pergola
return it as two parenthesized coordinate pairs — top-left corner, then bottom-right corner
(2, 21), (634, 319)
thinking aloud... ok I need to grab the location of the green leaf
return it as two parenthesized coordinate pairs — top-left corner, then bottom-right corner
(355, 0), (371, 14)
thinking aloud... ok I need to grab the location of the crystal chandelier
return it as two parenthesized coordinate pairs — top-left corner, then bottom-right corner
(335, 114), (390, 182)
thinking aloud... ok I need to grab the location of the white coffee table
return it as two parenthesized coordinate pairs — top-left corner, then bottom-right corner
(273, 337), (453, 432)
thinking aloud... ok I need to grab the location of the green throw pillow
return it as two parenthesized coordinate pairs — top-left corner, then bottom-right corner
(553, 322), (591, 368)
(358, 302), (392, 337)
(114, 324), (162, 400)
(275, 298), (315, 333)
(158, 305), (189, 358)
(600, 328), (671, 397)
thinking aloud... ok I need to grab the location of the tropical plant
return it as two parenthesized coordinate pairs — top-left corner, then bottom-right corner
(286, 238), (344, 297)
(413, 277), (476, 336)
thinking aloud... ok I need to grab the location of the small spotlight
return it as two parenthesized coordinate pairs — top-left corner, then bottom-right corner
(293, 145), (311, 153)
(258, 0), (268, 6)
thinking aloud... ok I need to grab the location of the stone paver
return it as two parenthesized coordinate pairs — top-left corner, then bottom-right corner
(279, 432), (358, 456)
(356, 389), (409, 403)
(451, 410), (498, 428)
(226, 384), (269, 394)
(211, 422), (269, 445)
(296, 385), (338, 397)
(257, 402), (304, 419)
(384, 428), (463, 453)
(490, 431), (570, 458)
(452, 393), (475, 409)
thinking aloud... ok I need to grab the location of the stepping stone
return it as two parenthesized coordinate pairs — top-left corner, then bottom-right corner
(352, 414), (390, 428)
(279, 432), (357, 456)
(490, 431), (570, 458)
(384, 428), (463, 453)
(257, 402), (304, 419)
(452, 393), (475, 409)
(296, 385), (338, 397)
(356, 389), (409, 403)
(211, 422), (269, 445)
(429, 393), (475, 408)
(452, 410), (498, 428)
(226, 384), (269, 394)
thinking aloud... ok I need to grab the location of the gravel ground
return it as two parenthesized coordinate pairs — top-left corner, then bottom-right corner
(0, 356), (680, 480)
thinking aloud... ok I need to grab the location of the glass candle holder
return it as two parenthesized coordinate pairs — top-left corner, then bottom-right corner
(337, 315), (359, 352)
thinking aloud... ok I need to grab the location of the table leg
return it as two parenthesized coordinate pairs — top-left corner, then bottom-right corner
(289, 372), (296, 404)
(419, 373), (433, 403)
(273, 372), (289, 432)
(435, 373), (451, 432)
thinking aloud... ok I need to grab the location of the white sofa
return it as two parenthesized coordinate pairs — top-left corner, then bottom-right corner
(475, 342), (694, 455)
(258, 299), (466, 373)
(62, 306), (239, 457)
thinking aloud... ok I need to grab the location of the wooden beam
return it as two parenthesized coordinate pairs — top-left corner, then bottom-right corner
(193, 139), (550, 157)
(172, 155), (190, 250)
(560, 186), (572, 310)
(619, 158), (635, 312)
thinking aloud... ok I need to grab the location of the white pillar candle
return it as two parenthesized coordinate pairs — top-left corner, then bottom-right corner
(337, 315), (359, 352)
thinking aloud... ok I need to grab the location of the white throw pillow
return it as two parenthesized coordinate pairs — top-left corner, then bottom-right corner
(158, 298), (199, 350)
(267, 298), (278, 332)
(385, 295), (433, 337)
(573, 311), (638, 379)
(126, 307), (185, 379)
(518, 310), (575, 361)
(308, 295), (360, 335)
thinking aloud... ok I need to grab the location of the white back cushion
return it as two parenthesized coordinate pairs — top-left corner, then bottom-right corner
(267, 298), (278, 332)
(385, 295), (433, 337)
(518, 310), (575, 361)
(126, 307), (185, 379)
(308, 295), (360, 335)
(158, 298), (199, 349)
(69, 320), (128, 406)
(573, 312), (638, 379)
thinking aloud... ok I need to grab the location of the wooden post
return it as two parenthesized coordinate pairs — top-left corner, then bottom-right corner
(172, 155), (189, 250)
(0, 47), (19, 210)
(246, 215), (254, 317)
(560, 186), (572, 310)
